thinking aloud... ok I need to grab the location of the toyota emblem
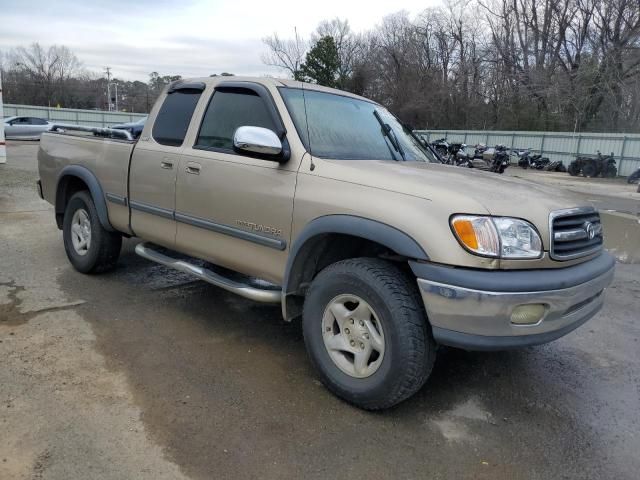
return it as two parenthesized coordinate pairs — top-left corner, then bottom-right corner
(584, 221), (596, 240)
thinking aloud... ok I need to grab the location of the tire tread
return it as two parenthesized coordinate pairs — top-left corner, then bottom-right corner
(303, 258), (435, 410)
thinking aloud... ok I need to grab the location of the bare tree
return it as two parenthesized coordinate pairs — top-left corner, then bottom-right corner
(261, 32), (306, 79)
(313, 18), (362, 87)
(7, 43), (80, 106)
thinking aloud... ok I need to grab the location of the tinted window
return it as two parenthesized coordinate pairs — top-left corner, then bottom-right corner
(30, 117), (48, 125)
(196, 90), (277, 150)
(152, 90), (202, 146)
(280, 88), (436, 162)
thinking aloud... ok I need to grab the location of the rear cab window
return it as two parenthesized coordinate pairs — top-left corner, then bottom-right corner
(152, 86), (203, 147)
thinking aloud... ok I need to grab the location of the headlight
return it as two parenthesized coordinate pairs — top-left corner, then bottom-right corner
(451, 215), (542, 259)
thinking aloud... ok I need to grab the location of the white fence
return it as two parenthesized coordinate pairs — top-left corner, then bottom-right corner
(3, 104), (147, 128)
(415, 129), (640, 177)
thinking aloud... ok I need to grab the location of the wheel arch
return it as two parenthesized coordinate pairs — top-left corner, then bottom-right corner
(282, 215), (429, 321)
(55, 165), (114, 232)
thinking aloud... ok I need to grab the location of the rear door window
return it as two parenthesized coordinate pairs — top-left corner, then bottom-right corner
(152, 90), (202, 147)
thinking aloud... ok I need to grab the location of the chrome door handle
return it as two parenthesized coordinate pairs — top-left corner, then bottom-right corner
(185, 164), (201, 175)
(160, 161), (173, 169)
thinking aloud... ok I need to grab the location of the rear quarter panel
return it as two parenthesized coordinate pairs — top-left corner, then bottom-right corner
(38, 132), (135, 232)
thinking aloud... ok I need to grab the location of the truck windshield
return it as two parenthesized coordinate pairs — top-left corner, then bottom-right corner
(279, 88), (437, 162)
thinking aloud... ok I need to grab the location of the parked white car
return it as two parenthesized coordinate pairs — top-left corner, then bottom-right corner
(3, 116), (53, 139)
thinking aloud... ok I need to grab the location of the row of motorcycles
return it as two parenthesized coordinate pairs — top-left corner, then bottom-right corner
(429, 138), (570, 174)
(427, 137), (634, 182)
(430, 138), (510, 174)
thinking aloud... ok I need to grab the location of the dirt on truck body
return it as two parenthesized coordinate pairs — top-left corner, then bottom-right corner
(37, 76), (615, 409)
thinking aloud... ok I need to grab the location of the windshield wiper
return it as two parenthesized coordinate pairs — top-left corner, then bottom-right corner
(373, 110), (406, 161)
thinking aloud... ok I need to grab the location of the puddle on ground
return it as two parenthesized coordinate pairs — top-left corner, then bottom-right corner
(601, 211), (640, 264)
(0, 280), (84, 326)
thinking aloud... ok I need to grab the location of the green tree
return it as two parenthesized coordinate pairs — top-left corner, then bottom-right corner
(299, 36), (340, 88)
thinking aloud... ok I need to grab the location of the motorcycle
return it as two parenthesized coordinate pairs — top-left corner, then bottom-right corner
(452, 143), (472, 167)
(491, 145), (510, 174)
(473, 143), (488, 159)
(467, 144), (510, 173)
(430, 138), (450, 161)
(431, 138), (471, 166)
(529, 154), (550, 170)
(628, 168), (640, 184)
(514, 149), (532, 169)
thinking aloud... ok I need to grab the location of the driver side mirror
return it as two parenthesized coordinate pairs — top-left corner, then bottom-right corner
(233, 126), (282, 157)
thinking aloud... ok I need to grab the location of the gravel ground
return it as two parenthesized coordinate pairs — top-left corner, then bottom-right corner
(1, 141), (639, 479)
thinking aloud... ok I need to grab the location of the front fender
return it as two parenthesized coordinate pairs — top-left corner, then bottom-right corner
(282, 214), (429, 320)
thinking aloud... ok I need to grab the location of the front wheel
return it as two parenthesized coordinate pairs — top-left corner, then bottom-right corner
(302, 258), (435, 410)
(63, 191), (122, 273)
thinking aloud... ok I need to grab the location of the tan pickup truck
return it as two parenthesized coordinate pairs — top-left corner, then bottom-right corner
(37, 76), (615, 409)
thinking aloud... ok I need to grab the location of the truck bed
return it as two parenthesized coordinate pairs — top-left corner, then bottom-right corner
(38, 130), (136, 234)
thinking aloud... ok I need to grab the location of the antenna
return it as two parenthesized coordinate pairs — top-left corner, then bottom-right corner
(300, 81), (315, 171)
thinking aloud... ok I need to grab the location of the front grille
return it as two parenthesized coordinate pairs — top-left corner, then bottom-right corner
(550, 207), (603, 261)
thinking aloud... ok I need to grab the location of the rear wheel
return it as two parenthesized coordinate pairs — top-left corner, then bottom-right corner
(63, 191), (122, 273)
(302, 258), (435, 410)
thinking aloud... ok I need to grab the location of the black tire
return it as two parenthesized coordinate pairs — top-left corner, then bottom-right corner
(605, 165), (617, 178)
(568, 162), (580, 176)
(582, 162), (597, 177)
(302, 258), (435, 410)
(63, 191), (122, 273)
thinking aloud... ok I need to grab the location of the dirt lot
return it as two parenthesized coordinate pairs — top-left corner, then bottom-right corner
(1, 141), (639, 479)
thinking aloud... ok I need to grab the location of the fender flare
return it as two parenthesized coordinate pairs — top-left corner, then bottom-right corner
(282, 215), (429, 318)
(55, 165), (115, 232)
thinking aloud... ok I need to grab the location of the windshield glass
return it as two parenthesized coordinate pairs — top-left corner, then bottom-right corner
(279, 88), (438, 162)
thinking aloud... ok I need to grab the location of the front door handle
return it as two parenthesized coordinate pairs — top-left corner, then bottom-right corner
(185, 162), (201, 175)
(160, 160), (173, 169)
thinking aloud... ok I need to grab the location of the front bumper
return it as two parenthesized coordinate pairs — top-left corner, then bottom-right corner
(411, 252), (615, 350)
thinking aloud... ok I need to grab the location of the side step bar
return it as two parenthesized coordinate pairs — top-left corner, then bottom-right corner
(134, 242), (281, 304)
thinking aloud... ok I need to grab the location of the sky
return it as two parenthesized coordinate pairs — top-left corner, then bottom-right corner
(0, 0), (439, 82)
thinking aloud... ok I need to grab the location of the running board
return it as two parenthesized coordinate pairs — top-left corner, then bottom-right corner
(134, 242), (281, 304)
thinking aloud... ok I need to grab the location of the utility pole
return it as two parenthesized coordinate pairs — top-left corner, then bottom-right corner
(110, 82), (118, 111)
(104, 66), (112, 111)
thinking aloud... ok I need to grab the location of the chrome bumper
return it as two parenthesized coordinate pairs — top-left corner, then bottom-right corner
(414, 254), (615, 350)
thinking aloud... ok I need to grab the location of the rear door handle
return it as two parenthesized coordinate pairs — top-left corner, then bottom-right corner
(160, 160), (173, 169)
(185, 162), (201, 175)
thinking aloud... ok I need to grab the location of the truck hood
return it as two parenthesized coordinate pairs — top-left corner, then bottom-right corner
(319, 159), (583, 244)
(323, 160), (579, 213)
